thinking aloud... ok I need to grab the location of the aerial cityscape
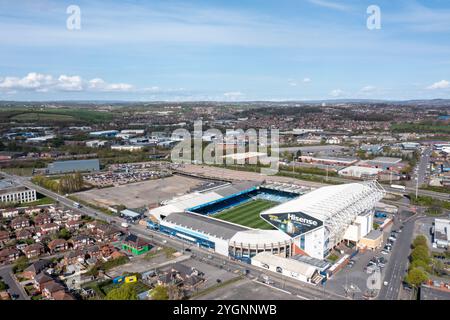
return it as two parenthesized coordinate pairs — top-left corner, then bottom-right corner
(0, 0), (449, 309)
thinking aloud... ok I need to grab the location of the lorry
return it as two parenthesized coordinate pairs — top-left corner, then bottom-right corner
(390, 184), (406, 191)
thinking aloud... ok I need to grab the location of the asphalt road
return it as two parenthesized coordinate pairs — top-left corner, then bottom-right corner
(377, 212), (423, 300)
(0, 264), (29, 300)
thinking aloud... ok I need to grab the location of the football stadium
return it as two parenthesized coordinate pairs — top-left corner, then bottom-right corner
(146, 178), (386, 284)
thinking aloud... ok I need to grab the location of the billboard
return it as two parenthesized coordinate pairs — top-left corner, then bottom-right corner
(260, 211), (322, 237)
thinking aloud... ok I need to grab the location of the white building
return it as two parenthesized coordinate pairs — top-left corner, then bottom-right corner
(338, 165), (383, 179)
(251, 252), (323, 284)
(111, 145), (143, 152)
(434, 219), (450, 249)
(85, 140), (108, 148)
(0, 180), (37, 204)
(260, 182), (385, 259)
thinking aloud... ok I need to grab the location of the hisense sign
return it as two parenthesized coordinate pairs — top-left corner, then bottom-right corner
(261, 212), (322, 237)
(287, 213), (318, 227)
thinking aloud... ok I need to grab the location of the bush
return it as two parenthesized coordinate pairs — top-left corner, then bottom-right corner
(105, 283), (138, 300)
(412, 235), (428, 248)
(12, 256), (29, 274)
(151, 285), (169, 300)
(411, 245), (430, 264)
(405, 267), (428, 287)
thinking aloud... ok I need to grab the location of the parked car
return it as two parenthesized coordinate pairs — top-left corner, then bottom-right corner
(381, 250), (389, 255)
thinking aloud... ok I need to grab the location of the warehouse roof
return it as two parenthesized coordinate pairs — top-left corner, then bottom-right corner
(164, 211), (246, 240)
(252, 252), (318, 279)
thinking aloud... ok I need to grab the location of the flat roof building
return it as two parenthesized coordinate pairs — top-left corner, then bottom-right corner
(434, 218), (450, 249)
(0, 180), (36, 204)
(47, 159), (100, 174)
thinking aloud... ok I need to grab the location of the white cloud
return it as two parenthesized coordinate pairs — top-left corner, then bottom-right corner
(360, 85), (376, 92)
(288, 80), (297, 87)
(57, 75), (83, 91)
(88, 78), (134, 92)
(0, 72), (135, 93)
(303, 78), (311, 83)
(427, 80), (450, 90)
(330, 89), (344, 97)
(307, 0), (351, 12)
(0, 72), (53, 90)
(223, 91), (244, 100)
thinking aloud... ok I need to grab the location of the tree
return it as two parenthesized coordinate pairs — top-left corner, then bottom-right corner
(411, 245), (430, 264)
(405, 267), (428, 288)
(151, 285), (169, 300)
(12, 256), (29, 274)
(105, 283), (138, 300)
(0, 279), (9, 291)
(58, 228), (71, 240)
(410, 259), (431, 272)
(167, 284), (184, 300)
(412, 235), (428, 248)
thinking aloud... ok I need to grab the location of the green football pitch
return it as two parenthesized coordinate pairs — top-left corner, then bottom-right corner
(213, 199), (277, 229)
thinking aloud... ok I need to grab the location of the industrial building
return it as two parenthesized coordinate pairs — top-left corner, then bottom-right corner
(433, 218), (450, 249)
(0, 180), (37, 204)
(338, 165), (383, 179)
(46, 159), (100, 174)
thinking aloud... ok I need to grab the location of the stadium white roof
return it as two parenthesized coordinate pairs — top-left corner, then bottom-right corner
(262, 181), (386, 242)
(230, 229), (291, 246)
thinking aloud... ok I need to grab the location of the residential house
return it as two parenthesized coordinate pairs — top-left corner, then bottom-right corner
(42, 281), (66, 299)
(65, 211), (81, 221)
(33, 272), (53, 292)
(94, 225), (122, 242)
(85, 245), (101, 260)
(47, 239), (68, 253)
(65, 220), (81, 230)
(34, 213), (52, 226)
(15, 229), (33, 241)
(0, 248), (20, 264)
(0, 231), (10, 244)
(24, 207), (44, 215)
(11, 216), (30, 230)
(52, 291), (75, 300)
(69, 235), (92, 250)
(1, 209), (19, 219)
(63, 250), (86, 265)
(22, 259), (52, 280)
(122, 234), (150, 255)
(22, 243), (45, 259)
(39, 223), (59, 235)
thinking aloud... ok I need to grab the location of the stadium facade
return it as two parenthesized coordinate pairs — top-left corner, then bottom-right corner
(146, 179), (385, 262)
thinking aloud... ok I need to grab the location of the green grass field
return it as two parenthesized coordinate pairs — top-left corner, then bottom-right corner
(213, 199), (276, 230)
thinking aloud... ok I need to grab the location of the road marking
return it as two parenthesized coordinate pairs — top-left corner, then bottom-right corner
(252, 279), (297, 297)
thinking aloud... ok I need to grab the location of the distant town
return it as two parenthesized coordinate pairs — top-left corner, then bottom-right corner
(0, 101), (449, 301)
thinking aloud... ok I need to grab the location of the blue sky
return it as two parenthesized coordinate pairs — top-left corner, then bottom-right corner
(1, 0), (450, 101)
